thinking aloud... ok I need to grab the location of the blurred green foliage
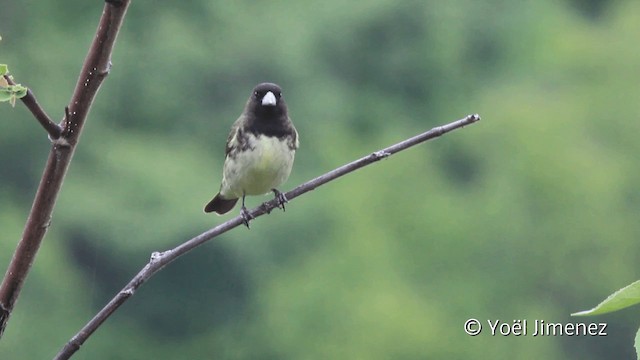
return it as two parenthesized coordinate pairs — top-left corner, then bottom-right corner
(1, 0), (640, 358)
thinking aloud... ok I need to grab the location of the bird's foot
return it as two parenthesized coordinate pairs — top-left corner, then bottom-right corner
(240, 206), (254, 229)
(272, 189), (288, 212)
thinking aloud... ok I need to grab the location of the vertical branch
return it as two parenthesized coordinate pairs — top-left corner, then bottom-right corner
(0, 0), (132, 338)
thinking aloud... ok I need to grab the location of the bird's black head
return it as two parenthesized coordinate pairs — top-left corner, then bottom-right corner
(243, 83), (295, 138)
(248, 82), (287, 118)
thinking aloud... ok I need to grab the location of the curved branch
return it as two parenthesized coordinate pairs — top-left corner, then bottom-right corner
(0, 0), (131, 338)
(54, 114), (481, 360)
(2, 74), (61, 139)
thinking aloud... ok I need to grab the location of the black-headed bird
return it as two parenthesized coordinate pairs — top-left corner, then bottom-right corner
(204, 83), (298, 227)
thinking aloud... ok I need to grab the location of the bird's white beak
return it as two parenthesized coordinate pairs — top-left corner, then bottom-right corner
(261, 91), (277, 106)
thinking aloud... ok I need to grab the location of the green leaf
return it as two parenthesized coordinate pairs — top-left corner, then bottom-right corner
(0, 88), (12, 102)
(0, 64), (7, 76)
(0, 85), (28, 107)
(12, 85), (27, 98)
(572, 280), (640, 316)
(635, 327), (640, 360)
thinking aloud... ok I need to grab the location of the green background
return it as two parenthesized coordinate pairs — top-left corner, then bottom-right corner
(1, 0), (640, 358)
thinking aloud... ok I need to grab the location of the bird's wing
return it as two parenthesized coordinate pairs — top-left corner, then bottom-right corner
(224, 115), (245, 157)
(289, 119), (300, 150)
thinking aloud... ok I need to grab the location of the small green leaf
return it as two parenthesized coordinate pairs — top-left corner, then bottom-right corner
(0, 88), (12, 102)
(0, 85), (28, 107)
(13, 86), (27, 98)
(635, 327), (640, 360)
(0, 64), (7, 76)
(572, 280), (640, 316)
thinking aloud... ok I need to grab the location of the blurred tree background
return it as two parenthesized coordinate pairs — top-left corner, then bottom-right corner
(1, 0), (640, 358)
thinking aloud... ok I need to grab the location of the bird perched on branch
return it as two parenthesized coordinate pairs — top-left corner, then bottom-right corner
(204, 82), (299, 227)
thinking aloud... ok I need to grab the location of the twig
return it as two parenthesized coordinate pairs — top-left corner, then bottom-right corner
(0, 0), (131, 338)
(2, 74), (62, 139)
(54, 114), (480, 359)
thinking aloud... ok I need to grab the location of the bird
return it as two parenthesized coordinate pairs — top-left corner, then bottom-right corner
(204, 82), (299, 227)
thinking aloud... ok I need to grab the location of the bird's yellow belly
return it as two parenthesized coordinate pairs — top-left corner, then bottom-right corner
(222, 135), (295, 197)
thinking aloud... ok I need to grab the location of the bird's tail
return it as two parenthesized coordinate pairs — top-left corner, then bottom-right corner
(204, 193), (238, 214)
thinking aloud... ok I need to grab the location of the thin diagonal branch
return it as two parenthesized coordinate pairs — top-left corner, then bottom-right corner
(54, 113), (480, 360)
(0, 0), (131, 338)
(2, 74), (62, 139)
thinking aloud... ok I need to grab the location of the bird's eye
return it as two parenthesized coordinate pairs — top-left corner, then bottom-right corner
(277, 92), (282, 99)
(253, 91), (259, 98)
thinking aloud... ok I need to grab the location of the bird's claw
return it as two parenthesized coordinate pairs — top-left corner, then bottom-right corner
(272, 189), (288, 212)
(240, 206), (254, 228)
